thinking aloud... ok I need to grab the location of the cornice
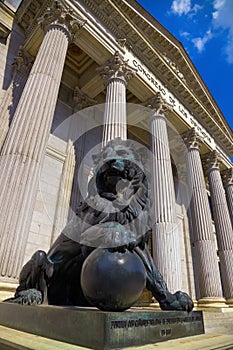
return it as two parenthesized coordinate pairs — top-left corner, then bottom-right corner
(16, 0), (52, 41)
(0, 2), (15, 38)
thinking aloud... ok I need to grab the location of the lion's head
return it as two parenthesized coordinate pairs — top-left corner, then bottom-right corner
(73, 138), (153, 248)
(91, 138), (149, 204)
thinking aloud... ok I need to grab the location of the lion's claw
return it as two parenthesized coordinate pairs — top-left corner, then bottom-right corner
(160, 291), (194, 312)
(4, 289), (42, 305)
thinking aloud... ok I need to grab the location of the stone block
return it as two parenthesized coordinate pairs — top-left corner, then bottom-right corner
(0, 304), (204, 349)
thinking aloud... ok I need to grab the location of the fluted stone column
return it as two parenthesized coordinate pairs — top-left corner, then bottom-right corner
(183, 129), (226, 308)
(206, 152), (233, 306)
(51, 140), (76, 244)
(222, 168), (233, 228)
(149, 93), (182, 293)
(98, 51), (136, 146)
(68, 87), (97, 219)
(0, 45), (33, 150)
(0, 1), (85, 279)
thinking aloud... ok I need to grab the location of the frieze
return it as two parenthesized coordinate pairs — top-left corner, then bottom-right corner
(125, 51), (214, 148)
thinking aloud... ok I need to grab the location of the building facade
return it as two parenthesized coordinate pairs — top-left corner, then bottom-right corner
(0, 0), (233, 308)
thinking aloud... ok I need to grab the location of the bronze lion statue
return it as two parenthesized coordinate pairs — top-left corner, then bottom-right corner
(5, 138), (193, 312)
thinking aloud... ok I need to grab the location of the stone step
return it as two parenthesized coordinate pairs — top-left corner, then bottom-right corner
(1, 326), (233, 350)
(203, 312), (233, 318)
(205, 325), (233, 334)
(202, 311), (233, 335)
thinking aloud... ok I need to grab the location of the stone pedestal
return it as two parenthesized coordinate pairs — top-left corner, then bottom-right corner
(183, 129), (226, 308)
(0, 303), (204, 349)
(0, 2), (85, 279)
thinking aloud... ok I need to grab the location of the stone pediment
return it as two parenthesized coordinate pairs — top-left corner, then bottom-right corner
(79, 0), (232, 155)
(16, 0), (233, 157)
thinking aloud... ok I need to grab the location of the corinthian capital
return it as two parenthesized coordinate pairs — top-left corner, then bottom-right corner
(145, 92), (173, 115)
(206, 150), (221, 171)
(222, 168), (233, 187)
(38, 1), (86, 42)
(202, 150), (221, 175)
(182, 128), (201, 151)
(97, 51), (137, 84)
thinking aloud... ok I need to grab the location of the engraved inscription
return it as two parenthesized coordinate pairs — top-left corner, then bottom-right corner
(130, 57), (213, 145)
(160, 328), (172, 337)
(110, 315), (202, 330)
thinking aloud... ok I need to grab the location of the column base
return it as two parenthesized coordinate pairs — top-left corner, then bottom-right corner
(226, 298), (233, 308)
(0, 281), (17, 302)
(197, 297), (228, 310)
(192, 299), (198, 309)
(148, 302), (160, 309)
(148, 297), (160, 309)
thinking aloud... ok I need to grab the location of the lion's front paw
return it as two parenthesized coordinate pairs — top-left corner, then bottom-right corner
(160, 291), (194, 312)
(4, 289), (42, 305)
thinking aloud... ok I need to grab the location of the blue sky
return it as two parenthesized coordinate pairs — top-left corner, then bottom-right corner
(137, 0), (233, 132)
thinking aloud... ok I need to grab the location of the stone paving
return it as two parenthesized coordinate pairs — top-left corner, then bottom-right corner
(0, 325), (233, 350)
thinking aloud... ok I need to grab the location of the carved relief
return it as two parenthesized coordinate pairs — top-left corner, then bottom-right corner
(73, 86), (96, 111)
(12, 45), (34, 77)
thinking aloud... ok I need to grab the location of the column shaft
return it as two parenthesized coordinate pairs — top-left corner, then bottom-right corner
(150, 100), (181, 292)
(0, 2), (84, 279)
(183, 129), (226, 307)
(103, 78), (127, 144)
(222, 168), (233, 228)
(227, 184), (233, 227)
(51, 140), (76, 244)
(98, 51), (136, 146)
(207, 153), (233, 304)
(0, 46), (32, 150)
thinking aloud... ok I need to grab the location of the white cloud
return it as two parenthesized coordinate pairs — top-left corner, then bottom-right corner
(212, 0), (233, 63)
(225, 39), (233, 63)
(192, 4), (203, 13)
(180, 31), (190, 38)
(171, 0), (191, 16)
(213, 0), (225, 10)
(192, 30), (213, 52)
(171, 0), (203, 17)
